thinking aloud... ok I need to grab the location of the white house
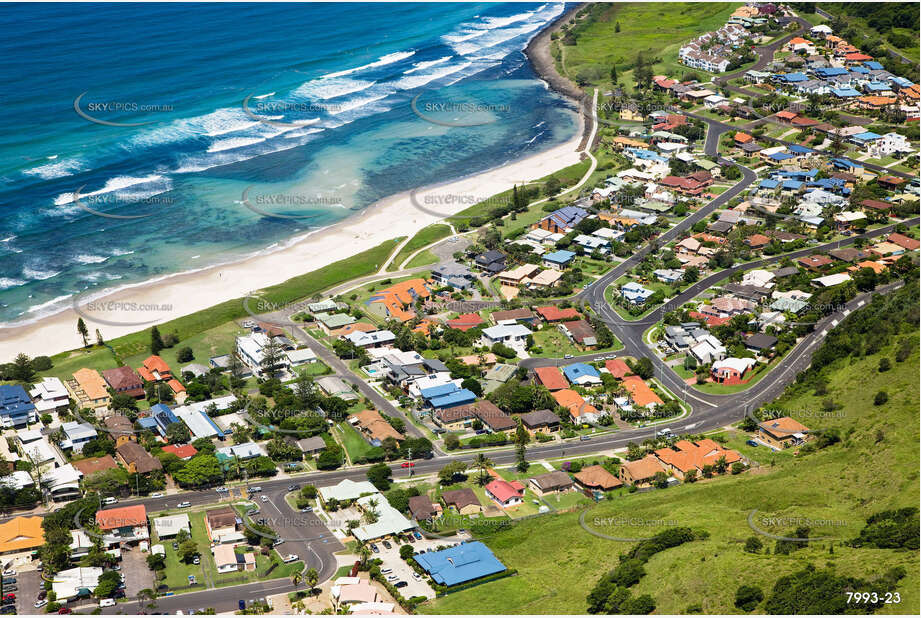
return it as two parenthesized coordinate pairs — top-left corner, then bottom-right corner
(689, 335), (726, 365)
(741, 269), (775, 289)
(29, 377), (70, 413)
(236, 332), (290, 377)
(867, 132), (912, 158)
(60, 421), (97, 453)
(480, 324), (533, 353)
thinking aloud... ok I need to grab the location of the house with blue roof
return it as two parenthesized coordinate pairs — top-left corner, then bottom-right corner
(620, 281), (654, 305)
(624, 148), (668, 165)
(142, 403), (180, 437)
(815, 67), (849, 78)
(414, 542), (507, 587)
(831, 87), (861, 99)
(0, 384), (37, 428)
(768, 151), (795, 163)
(849, 65), (870, 75)
(420, 383), (476, 410)
(758, 178), (779, 193)
(850, 131), (882, 146)
(863, 82), (893, 94)
(830, 158), (863, 173)
(890, 76), (913, 89)
(542, 250), (576, 271)
(778, 72), (807, 83)
(769, 169), (818, 181)
(787, 144), (814, 155)
(807, 177), (850, 195)
(562, 363), (602, 386)
(864, 61), (884, 71)
(781, 180), (804, 194)
(536, 206), (588, 234)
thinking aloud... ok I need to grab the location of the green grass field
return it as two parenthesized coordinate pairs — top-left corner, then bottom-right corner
(405, 249), (440, 269)
(333, 421), (378, 463)
(420, 338), (920, 615)
(558, 3), (740, 92)
(387, 224), (453, 271)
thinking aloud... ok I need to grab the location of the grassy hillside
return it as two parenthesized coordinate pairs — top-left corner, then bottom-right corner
(555, 2), (740, 91)
(387, 224), (453, 272)
(421, 285), (920, 614)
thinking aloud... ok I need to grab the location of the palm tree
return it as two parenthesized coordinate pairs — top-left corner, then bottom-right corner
(473, 453), (493, 486)
(305, 568), (319, 597)
(358, 543), (372, 568)
(291, 572), (303, 591)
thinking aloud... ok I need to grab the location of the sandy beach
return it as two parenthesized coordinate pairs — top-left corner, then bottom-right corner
(0, 109), (584, 359)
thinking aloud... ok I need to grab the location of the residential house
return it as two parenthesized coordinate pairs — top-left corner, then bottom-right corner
(96, 504), (149, 546)
(745, 333), (778, 354)
(619, 455), (665, 487)
(28, 377), (71, 414)
(115, 441), (162, 475)
(0, 384), (38, 428)
(542, 250), (577, 271)
(620, 281), (654, 305)
(431, 262), (476, 289)
(529, 470), (574, 495)
(534, 366), (568, 391)
(479, 324), (532, 353)
(0, 516), (45, 556)
(60, 421), (97, 453)
(102, 366), (145, 399)
(474, 250), (506, 274)
(519, 409), (561, 436)
(205, 506), (242, 543)
(446, 312), (484, 332)
(414, 542), (506, 587)
(562, 363), (602, 386)
(758, 416), (810, 449)
(534, 206), (588, 234)
(440, 488), (483, 516)
(350, 408), (404, 445)
(484, 478), (525, 507)
(573, 465), (623, 492)
(535, 306), (580, 323)
(711, 357), (756, 384)
(366, 278), (431, 322)
(622, 376), (663, 410)
(559, 320), (598, 347)
(67, 368), (111, 413)
(653, 439), (743, 480)
(152, 514), (191, 539)
(553, 389), (601, 424)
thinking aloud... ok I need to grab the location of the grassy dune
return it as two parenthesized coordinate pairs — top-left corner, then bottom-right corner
(421, 336), (920, 614)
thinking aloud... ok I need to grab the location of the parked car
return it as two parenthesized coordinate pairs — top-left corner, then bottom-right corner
(260, 495), (269, 503)
(394, 581), (408, 589)
(273, 539), (285, 546)
(249, 486), (262, 493)
(300, 506), (313, 513)
(192, 557), (200, 565)
(1, 579), (15, 585)
(370, 543), (379, 553)
(57, 608), (72, 614)
(579, 435), (591, 442)
(1, 570), (14, 577)
(386, 575), (398, 582)
(382, 540), (392, 549)
(177, 501), (191, 508)
(412, 572), (422, 581)
(412, 531), (422, 540)
(99, 599), (116, 608)
(173, 542), (179, 550)
(746, 439), (759, 447)
(102, 497), (118, 505)
(150, 492), (165, 498)
(34, 600), (48, 609)
(564, 354), (574, 359)
(283, 554), (299, 563)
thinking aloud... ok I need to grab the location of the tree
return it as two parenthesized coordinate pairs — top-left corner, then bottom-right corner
(165, 422), (191, 445)
(400, 544), (415, 561)
(177, 346), (194, 363)
(632, 357), (654, 380)
(367, 463), (393, 491)
(744, 536), (763, 553)
(151, 326), (164, 355)
(11, 353), (35, 382)
(735, 585), (764, 611)
(305, 567), (319, 597)
(260, 339), (285, 378)
(473, 453), (493, 486)
(878, 357), (891, 372)
(94, 571), (122, 598)
(461, 377), (483, 397)
(444, 433), (460, 450)
(77, 318), (89, 347)
(610, 64), (618, 84)
(874, 391), (888, 405)
(438, 460), (467, 485)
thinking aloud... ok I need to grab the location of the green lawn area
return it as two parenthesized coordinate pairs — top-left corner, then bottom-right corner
(387, 224), (453, 271)
(333, 421), (377, 463)
(529, 328), (581, 358)
(123, 320), (247, 373)
(405, 249), (439, 269)
(420, 339), (921, 615)
(150, 514), (207, 592)
(495, 463), (551, 482)
(37, 345), (120, 382)
(557, 2), (740, 93)
(690, 356), (781, 394)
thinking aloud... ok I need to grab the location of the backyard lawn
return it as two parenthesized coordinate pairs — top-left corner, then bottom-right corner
(333, 421), (378, 463)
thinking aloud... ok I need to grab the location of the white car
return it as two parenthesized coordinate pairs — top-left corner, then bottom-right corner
(260, 495), (269, 503)
(2, 569), (14, 577)
(177, 501), (191, 508)
(282, 554), (299, 563)
(386, 574), (399, 582)
(34, 600), (48, 609)
(150, 492), (164, 498)
(99, 598), (116, 608)
(412, 572), (422, 581)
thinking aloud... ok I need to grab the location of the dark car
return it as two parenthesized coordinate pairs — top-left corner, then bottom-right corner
(394, 581), (408, 588)
(238, 601), (246, 611)
(370, 544), (379, 553)
(287, 484), (298, 491)
(746, 440), (758, 447)
(382, 540), (392, 549)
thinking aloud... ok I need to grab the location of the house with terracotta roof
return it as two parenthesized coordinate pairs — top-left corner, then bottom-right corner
(734, 131), (754, 145)
(654, 439), (743, 480)
(351, 409), (404, 444)
(619, 455), (665, 487)
(484, 478), (525, 507)
(96, 504), (149, 546)
(366, 278), (431, 322)
(622, 376), (663, 410)
(758, 416), (811, 449)
(102, 366), (145, 399)
(137, 355), (173, 382)
(433, 400), (514, 433)
(446, 312), (484, 332)
(552, 389), (601, 424)
(573, 465), (622, 492)
(797, 254), (833, 271)
(71, 455), (120, 479)
(604, 358), (631, 379)
(888, 233), (920, 252)
(559, 319), (598, 347)
(745, 233), (771, 250)
(161, 444), (198, 460)
(67, 368), (111, 412)
(535, 305), (581, 322)
(440, 488), (483, 515)
(0, 515), (45, 555)
(659, 171), (713, 196)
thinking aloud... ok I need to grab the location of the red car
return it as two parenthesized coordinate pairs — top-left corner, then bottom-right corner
(400, 462), (415, 468)
(58, 608), (72, 614)
(2, 594), (13, 601)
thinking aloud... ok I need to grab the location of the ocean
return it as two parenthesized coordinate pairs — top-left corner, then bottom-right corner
(0, 2), (578, 325)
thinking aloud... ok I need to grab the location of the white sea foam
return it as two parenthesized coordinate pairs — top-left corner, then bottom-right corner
(52, 174), (172, 207)
(23, 266), (61, 281)
(207, 136), (269, 153)
(293, 77), (377, 101)
(322, 50), (416, 79)
(74, 254), (109, 264)
(22, 157), (86, 180)
(253, 91), (276, 99)
(393, 62), (472, 90)
(0, 278), (26, 290)
(403, 56), (453, 74)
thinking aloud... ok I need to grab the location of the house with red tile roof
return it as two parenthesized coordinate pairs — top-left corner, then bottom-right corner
(876, 176), (906, 190)
(367, 278), (431, 322)
(161, 444), (198, 460)
(797, 254), (833, 271)
(484, 479), (525, 507)
(604, 359), (630, 379)
(887, 233), (920, 251)
(653, 439), (743, 479)
(622, 376), (663, 409)
(137, 356), (173, 382)
(102, 366), (145, 398)
(687, 311), (731, 328)
(659, 171), (713, 196)
(446, 312), (484, 332)
(745, 233), (771, 249)
(733, 131), (754, 144)
(95, 504), (149, 546)
(534, 366), (568, 391)
(535, 306), (581, 322)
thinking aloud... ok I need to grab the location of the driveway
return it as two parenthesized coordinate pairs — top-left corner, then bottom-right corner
(121, 546), (155, 599)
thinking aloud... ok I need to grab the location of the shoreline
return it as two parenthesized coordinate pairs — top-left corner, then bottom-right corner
(0, 109), (585, 359)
